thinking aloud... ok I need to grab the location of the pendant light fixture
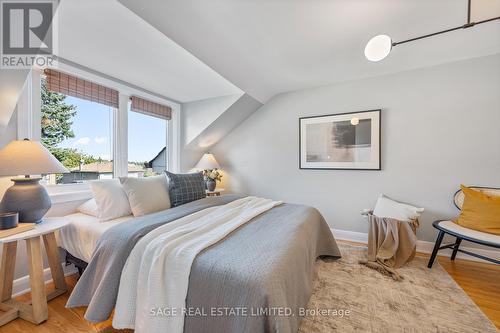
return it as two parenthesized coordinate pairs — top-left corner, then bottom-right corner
(365, 0), (500, 62)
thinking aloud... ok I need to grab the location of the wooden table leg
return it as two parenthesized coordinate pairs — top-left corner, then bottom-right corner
(43, 232), (67, 300)
(0, 242), (19, 326)
(24, 236), (48, 324)
(3, 237), (49, 324)
(0, 242), (17, 302)
(0, 232), (68, 326)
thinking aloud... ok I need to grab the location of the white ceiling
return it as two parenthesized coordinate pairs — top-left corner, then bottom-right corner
(119, 0), (500, 103)
(55, 0), (241, 103)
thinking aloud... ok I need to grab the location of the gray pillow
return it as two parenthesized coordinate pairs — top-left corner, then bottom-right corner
(165, 171), (206, 207)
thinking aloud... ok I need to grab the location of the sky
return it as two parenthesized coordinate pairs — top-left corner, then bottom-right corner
(58, 96), (166, 163)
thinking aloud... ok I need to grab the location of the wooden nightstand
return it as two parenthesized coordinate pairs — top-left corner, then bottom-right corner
(0, 217), (69, 326)
(206, 189), (225, 197)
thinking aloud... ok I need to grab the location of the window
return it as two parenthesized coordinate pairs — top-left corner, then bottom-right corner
(127, 95), (172, 177)
(41, 73), (115, 184)
(33, 68), (176, 187)
(128, 107), (168, 177)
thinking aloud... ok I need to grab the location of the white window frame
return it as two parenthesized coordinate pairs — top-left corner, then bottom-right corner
(18, 65), (180, 199)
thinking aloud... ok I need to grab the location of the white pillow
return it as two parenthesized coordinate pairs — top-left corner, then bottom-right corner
(90, 179), (132, 222)
(77, 199), (99, 217)
(119, 175), (171, 217)
(373, 194), (424, 221)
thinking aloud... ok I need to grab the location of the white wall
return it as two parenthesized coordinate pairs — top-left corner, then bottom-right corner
(0, 108), (18, 200)
(182, 94), (242, 145)
(212, 54), (500, 242)
(180, 93), (262, 171)
(0, 69), (29, 135)
(180, 94), (242, 171)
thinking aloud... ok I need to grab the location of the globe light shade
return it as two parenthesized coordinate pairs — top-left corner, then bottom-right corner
(364, 35), (392, 62)
(350, 117), (360, 126)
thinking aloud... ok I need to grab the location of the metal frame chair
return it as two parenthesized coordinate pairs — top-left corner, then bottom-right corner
(427, 186), (500, 268)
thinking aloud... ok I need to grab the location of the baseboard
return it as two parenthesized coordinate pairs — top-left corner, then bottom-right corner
(12, 264), (78, 298)
(10, 230), (497, 297)
(332, 229), (368, 244)
(331, 228), (500, 264)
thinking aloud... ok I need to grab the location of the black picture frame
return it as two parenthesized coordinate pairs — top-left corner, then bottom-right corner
(299, 109), (381, 170)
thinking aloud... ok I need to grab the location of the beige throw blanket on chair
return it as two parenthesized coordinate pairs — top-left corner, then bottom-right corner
(360, 214), (419, 281)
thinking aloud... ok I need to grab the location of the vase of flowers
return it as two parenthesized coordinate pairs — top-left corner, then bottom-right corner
(203, 169), (222, 191)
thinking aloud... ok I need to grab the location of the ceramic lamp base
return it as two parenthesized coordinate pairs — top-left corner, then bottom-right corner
(0, 177), (51, 224)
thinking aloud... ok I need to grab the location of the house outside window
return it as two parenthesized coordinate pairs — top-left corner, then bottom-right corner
(128, 95), (171, 177)
(38, 69), (174, 184)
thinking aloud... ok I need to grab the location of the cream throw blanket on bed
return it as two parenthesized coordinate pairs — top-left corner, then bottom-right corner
(360, 214), (419, 281)
(113, 196), (282, 333)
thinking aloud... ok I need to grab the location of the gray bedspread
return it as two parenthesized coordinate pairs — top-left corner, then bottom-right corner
(67, 195), (341, 332)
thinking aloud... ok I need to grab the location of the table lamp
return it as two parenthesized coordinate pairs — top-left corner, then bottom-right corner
(195, 153), (222, 192)
(195, 153), (221, 171)
(0, 139), (69, 223)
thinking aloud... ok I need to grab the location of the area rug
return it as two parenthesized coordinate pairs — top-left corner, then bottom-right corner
(98, 243), (497, 333)
(298, 244), (498, 333)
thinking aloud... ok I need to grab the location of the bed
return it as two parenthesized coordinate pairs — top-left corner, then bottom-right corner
(57, 213), (133, 263)
(56, 213), (133, 273)
(60, 194), (341, 333)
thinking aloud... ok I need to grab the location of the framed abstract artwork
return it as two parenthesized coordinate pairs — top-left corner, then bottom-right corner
(299, 109), (381, 170)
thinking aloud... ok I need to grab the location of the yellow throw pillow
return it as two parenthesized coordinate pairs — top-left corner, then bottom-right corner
(456, 185), (500, 235)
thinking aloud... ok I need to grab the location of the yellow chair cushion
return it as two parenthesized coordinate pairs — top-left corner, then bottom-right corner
(456, 185), (500, 235)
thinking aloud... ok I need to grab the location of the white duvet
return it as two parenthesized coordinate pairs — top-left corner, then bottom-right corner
(56, 213), (133, 262)
(112, 196), (281, 333)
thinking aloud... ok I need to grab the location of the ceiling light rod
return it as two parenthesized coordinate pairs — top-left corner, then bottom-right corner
(392, 17), (499, 47)
(365, 0), (500, 62)
(393, 0), (499, 46)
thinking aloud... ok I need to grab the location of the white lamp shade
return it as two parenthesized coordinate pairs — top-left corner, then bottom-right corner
(0, 140), (69, 176)
(195, 153), (221, 170)
(365, 35), (392, 62)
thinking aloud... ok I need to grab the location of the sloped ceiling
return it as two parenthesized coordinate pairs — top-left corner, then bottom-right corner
(0, 69), (29, 134)
(55, 0), (241, 103)
(180, 93), (262, 171)
(182, 94), (243, 145)
(119, 0), (500, 103)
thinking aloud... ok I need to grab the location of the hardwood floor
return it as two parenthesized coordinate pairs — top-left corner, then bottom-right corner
(0, 275), (108, 333)
(0, 251), (498, 333)
(436, 256), (500, 329)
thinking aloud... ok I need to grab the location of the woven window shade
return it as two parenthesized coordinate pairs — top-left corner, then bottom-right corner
(130, 96), (172, 120)
(44, 69), (119, 108)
